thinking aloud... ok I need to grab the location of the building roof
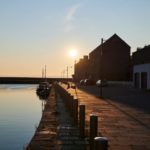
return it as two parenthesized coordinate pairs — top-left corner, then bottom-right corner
(105, 33), (130, 47)
(132, 45), (150, 65)
(90, 33), (130, 56)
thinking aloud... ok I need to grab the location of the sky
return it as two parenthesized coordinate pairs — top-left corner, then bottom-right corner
(0, 0), (150, 77)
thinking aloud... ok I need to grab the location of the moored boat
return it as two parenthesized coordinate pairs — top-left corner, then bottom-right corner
(36, 66), (52, 99)
(36, 82), (52, 99)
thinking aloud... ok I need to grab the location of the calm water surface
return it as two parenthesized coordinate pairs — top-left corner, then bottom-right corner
(0, 84), (42, 150)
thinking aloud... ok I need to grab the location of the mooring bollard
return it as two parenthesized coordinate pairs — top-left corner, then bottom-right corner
(68, 94), (72, 113)
(54, 90), (58, 106)
(64, 92), (69, 108)
(54, 90), (57, 99)
(70, 95), (74, 116)
(79, 105), (85, 138)
(66, 93), (70, 110)
(73, 99), (78, 125)
(90, 114), (98, 150)
(94, 137), (108, 150)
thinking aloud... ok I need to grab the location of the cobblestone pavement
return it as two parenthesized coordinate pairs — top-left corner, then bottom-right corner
(56, 94), (89, 150)
(61, 84), (150, 150)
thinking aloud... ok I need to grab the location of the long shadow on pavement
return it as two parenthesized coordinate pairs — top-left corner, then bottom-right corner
(77, 84), (150, 114)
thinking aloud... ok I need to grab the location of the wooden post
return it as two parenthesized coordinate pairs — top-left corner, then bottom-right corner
(79, 105), (85, 138)
(90, 114), (98, 150)
(70, 95), (74, 116)
(73, 99), (78, 125)
(54, 89), (57, 101)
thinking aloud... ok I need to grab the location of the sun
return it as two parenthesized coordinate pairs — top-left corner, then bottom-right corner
(69, 49), (78, 59)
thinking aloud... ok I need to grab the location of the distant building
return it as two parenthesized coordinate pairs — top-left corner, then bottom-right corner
(132, 45), (150, 89)
(75, 34), (131, 82)
(75, 56), (89, 82)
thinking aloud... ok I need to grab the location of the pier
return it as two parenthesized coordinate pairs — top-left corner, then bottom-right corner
(26, 83), (150, 150)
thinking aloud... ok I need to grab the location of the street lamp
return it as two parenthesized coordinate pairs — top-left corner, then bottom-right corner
(66, 66), (72, 79)
(74, 60), (76, 83)
(100, 38), (104, 98)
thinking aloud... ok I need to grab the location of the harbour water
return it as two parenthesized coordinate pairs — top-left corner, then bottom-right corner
(0, 84), (42, 150)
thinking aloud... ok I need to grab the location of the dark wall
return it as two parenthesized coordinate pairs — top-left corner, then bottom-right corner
(102, 40), (130, 81)
(88, 34), (131, 81)
(75, 56), (89, 82)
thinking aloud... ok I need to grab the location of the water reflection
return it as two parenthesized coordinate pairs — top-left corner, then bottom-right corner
(0, 84), (42, 150)
(36, 82), (52, 112)
(37, 95), (47, 112)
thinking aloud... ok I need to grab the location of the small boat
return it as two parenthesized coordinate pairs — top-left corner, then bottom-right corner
(36, 82), (51, 99)
(36, 65), (51, 99)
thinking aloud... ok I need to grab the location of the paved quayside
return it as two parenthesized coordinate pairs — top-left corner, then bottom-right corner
(62, 83), (150, 150)
(26, 83), (150, 150)
(56, 92), (89, 150)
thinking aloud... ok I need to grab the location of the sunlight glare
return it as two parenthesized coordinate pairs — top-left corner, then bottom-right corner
(69, 49), (78, 59)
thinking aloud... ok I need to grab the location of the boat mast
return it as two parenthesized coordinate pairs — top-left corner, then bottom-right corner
(42, 68), (44, 79)
(45, 65), (47, 81)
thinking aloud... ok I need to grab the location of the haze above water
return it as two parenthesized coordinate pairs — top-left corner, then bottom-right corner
(0, 84), (42, 150)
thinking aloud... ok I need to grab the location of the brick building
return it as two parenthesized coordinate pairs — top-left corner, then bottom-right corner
(75, 34), (131, 82)
(132, 45), (150, 89)
(75, 56), (89, 81)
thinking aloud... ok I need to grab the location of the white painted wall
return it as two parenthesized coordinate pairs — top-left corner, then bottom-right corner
(133, 63), (150, 89)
